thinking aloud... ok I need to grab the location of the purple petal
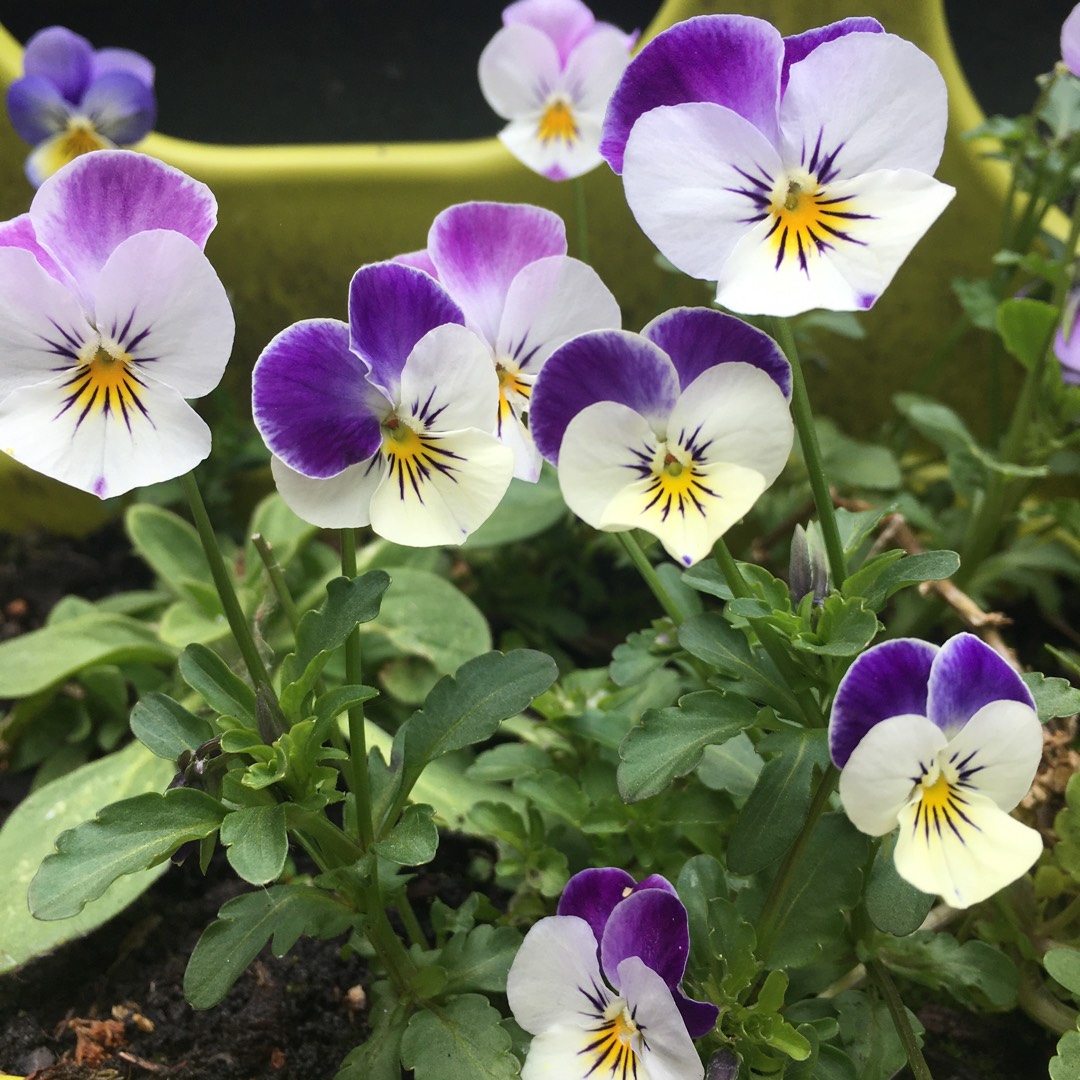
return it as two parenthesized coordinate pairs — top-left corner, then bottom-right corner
(0, 213), (68, 283)
(529, 329), (679, 464)
(557, 866), (636, 944)
(926, 633), (1036, 737)
(829, 638), (938, 767)
(91, 47), (154, 89)
(347, 261), (464, 397)
(252, 319), (384, 478)
(1055, 291), (1080, 381)
(392, 247), (440, 281)
(674, 991), (720, 1039)
(600, 888), (689, 991)
(1064, 4), (1080, 77)
(502, 0), (596, 66)
(781, 18), (884, 95)
(427, 202), (566, 345)
(6, 75), (70, 144)
(29, 150), (217, 296)
(81, 72), (156, 144)
(22, 26), (93, 103)
(600, 14), (783, 174)
(641, 307), (791, 399)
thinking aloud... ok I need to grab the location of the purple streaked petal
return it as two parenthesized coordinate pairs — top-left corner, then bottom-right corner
(829, 638), (938, 767)
(22, 26), (93, 103)
(556, 866), (635, 943)
(91, 47), (154, 89)
(780, 18), (884, 95)
(502, 0), (596, 66)
(253, 318), (384, 478)
(81, 71), (156, 144)
(926, 633), (1036, 738)
(641, 307), (791, 398)
(6, 75), (71, 143)
(600, 888), (690, 991)
(427, 202), (566, 345)
(392, 247), (440, 281)
(600, 14), (783, 174)
(529, 329), (679, 463)
(0, 213), (70, 284)
(30, 150), (217, 296)
(348, 261), (464, 398)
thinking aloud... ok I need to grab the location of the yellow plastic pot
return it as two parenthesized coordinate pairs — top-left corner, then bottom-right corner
(0, 1), (1033, 533)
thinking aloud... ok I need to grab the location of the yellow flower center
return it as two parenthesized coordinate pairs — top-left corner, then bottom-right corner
(495, 364), (532, 434)
(57, 120), (110, 167)
(767, 172), (864, 272)
(380, 416), (461, 496)
(60, 340), (145, 428)
(581, 1001), (643, 1078)
(537, 98), (578, 145)
(911, 762), (974, 844)
(640, 442), (716, 522)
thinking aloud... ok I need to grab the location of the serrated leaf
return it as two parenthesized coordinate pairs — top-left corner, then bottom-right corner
(617, 690), (758, 802)
(374, 804), (438, 865)
(180, 643), (257, 725)
(441, 924), (524, 994)
(220, 805), (288, 885)
(1052, 1030), (1080, 1080)
(401, 995), (520, 1080)
(1023, 671), (1080, 722)
(129, 692), (216, 761)
(184, 884), (355, 1008)
(29, 787), (226, 920)
(793, 595), (878, 657)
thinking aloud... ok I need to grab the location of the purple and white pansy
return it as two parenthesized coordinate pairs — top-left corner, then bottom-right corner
(599, 15), (956, 316)
(7, 26), (156, 187)
(1054, 289), (1080, 385)
(396, 201), (621, 480)
(253, 261), (515, 546)
(529, 307), (794, 566)
(479, 0), (637, 181)
(0, 150), (234, 499)
(507, 867), (715, 1080)
(830, 633), (1044, 909)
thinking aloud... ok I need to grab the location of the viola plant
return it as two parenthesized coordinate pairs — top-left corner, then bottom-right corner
(479, 0), (636, 181)
(6, 25), (155, 187)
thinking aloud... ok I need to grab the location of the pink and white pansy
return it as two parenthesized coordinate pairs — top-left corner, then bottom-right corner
(0, 150), (234, 498)
(479, 0), (637, 180)
(397, 202), (621, 480)
(530, 307), (794, 566)
(830, 633), (1044, 909)
(253, 261), (514, 546)
(599, 15), (956, 316)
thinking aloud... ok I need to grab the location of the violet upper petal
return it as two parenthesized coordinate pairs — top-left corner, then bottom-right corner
(6, 75), (70, 143)
(600, 888), (690, 992)
(22, 26), (93, 103)
(502, 0), (596, 66)
(926, 632), (1036, 738)
(91, 47), (155, 89)
(81, 71), (156, 144)
(675, 990), (720, 1039)
(600, 14), (783, 174)
(641, 307), (791, 398)
(347, 261), (464, 397)
(529, 329), (679, 463)
(780, 17), (884, 94)
(829, 638), (938, 767)
(556, 867), (636, 944)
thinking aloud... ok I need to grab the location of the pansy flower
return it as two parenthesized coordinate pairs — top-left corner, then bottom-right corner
(0, 150), (234, 498)
(507, 867), (712, 1080)
(479, 0), (637, 180)
(253, 261), (514, 546)
(397, 202), (621, 480)
(7, 26), (156, 187)
(1054, 289), (1080, 385)
(830, 633), (1044, 908)
(599, 15), (956, 316)
(530, 307), (794, 566)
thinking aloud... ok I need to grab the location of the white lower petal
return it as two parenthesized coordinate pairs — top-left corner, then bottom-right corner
(617, 958), (704, 1080)
(894, 786), (1043, 909)
(270, 454), (379, 529)
(26, 126), (116, 187)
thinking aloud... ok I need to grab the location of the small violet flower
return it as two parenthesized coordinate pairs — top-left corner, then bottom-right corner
(479, 0), (637, 180)
(0, 150), (234, 498)
(395, 201), (621, 480)
(599, 15), (956, 316)
(252, 262), (514, 546)
(7, 26), (156, 187)
(1054, 289), (1080, 385)
(529, 307), (794, 566)
(829, 633), (1044, 908)
(507, 867), (716, 1080)
(1063, 5), (1080, 77)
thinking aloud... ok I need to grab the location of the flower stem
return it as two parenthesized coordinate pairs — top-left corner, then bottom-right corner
(618, 530), (686, 623)
(573, 175), (590, 264)
(340, 528), (374, 848)
(868, 958), (934, 1080)
(251, 533), (302, 630)
(769, 317), (846, 589)
(181, 472), (273, 692)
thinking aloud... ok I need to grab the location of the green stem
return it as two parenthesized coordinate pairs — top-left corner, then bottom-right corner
(573, 175), (590, 264)
(340, 529), (374, 848)
(770, 318), (846, 588)
(1019, 963), (1079, 1036)
(181, 472), (273, 692)
(618, 530), (685, 624)
(397, 892), (429, 950)
(251, 533), (302, 630)
(868, 959), (934, 1080)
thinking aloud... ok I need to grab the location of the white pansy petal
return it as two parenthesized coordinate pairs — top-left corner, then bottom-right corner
(499, 111), (605, 181)
(479, 23), (560, 119)
(0, 371), (209, 499)
(562, 27), (632, 112)
(894, 788), (1043, 909)
(617, 958), (704, 1080)
(501, 406), (544, 482)
(270, 454), (379, 530)
(839, 714), (947, 836)
(369, 428), (513, 547)
(944, 700), (1043, 812)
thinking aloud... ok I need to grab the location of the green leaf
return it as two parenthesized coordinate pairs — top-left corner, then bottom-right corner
(1022, 671), (1080, 723)
(244, 493), (319, 588)
(374, 804), (439, 865)
(179, 643), (257, 725)
(129, 692), (216, 761)
(951, 276), (1000, 332)
(846, 550), (961, 611)
(400, 995), (520, 1080)
(441, 924), (524, 994)
(313, 684), (380, 740)
(0, 741), (173, 973)
(29, 787), (226, 920)
(793, 595), (879, 657)
(835, 989), (918, 1080)
(864, 837), (934, 937)
(184, 884), (355, 1008)
(336, 991), (410, 1080)
(125, 503), (214, 600)
(997, 297), (1059, 371)
(697, 731), (763, 799)
(0, 612), (175, 698)
(728, 729), (830, 876)
(818, 419), (902, 490)
(220, 805), (288, 885)
(1051, 1029), (1080, 1080)
(1046, 947), (1080, 999)
(617, 689), (758, 802)
(513, 770), (589, 825)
